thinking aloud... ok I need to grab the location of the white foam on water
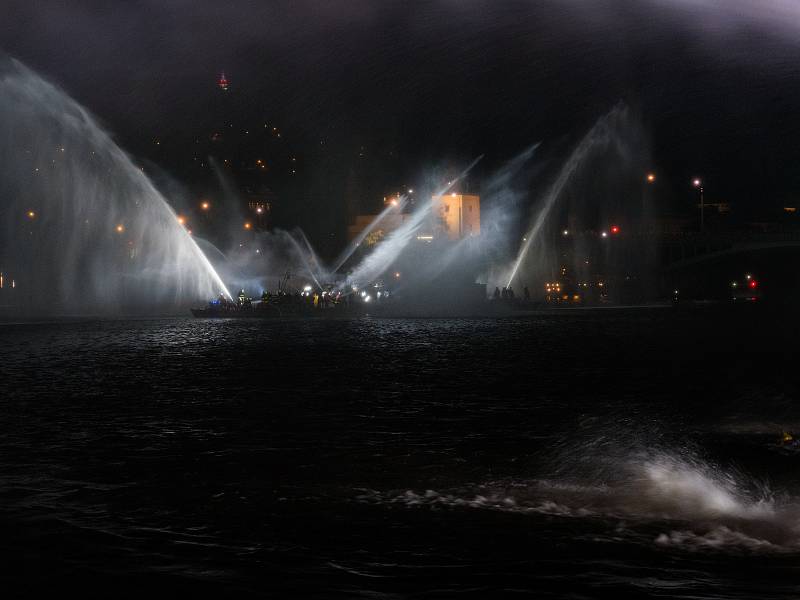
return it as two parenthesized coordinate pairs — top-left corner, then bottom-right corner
(359, 449), (800, 554)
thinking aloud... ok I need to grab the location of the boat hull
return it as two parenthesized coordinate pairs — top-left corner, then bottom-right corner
(190, 306), (363, 318)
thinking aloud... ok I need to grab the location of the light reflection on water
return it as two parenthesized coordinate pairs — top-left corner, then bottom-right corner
(1, 310), (799, 597)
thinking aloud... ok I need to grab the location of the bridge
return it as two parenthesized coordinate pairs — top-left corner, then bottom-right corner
(660, 232), (800, 271)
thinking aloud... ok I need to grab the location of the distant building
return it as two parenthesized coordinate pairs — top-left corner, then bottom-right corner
(347, 213), (414, 245)
(646, 215), (695, 235)
(347, 193), (481, 244)
(702, 202), (730, 214)
(243, 187), (276, 230)
(432, 194), (481, 240)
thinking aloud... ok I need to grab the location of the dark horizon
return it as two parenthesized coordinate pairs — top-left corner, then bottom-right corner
(5, 0), (800, 246)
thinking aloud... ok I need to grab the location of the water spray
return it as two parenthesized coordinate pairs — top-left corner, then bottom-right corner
(331, 195), (409, 274)
(506, 105), (628, 287)
(347, 155), (484, 286)
(0, 59), (232, 311)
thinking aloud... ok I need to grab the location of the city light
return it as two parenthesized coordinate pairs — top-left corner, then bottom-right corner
(610, 225), (620, 234)
(256, 207), (263, 214)
(244, 222), (252, 230)
(177, 215), (186, 225)
(693, 178), (702, 188)
(115, 224), (124, 233)
(200, 201), (210, 211)
(562, 229), (569, 236)
(601, 231), (608, 238)
(394, 272), (401, 278)
(646, 173), (656, 183)
(408, 188), (414, 194)
(27, 210), (36, 219)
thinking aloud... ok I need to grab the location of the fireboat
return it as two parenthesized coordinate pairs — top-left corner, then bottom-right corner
(191, 273), (368, 318)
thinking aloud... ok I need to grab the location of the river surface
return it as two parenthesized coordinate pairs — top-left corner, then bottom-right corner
(2, 308), (800, 598)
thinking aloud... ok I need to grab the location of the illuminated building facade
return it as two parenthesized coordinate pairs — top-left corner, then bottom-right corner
(432, 194), (480, 240)
(346, 213), (413, 245)
(348, 193), (481, 244)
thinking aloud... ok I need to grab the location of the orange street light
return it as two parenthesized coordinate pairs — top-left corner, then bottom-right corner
(646, 173), (656, 183)
(115, 224), (125, 233)
(200, 201), (210, 211)
(244, 222), (252, 230)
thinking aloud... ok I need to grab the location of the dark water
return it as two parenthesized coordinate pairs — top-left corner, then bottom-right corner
(2, 308), (800, 598)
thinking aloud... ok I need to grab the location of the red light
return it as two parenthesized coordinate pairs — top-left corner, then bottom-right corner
(217, 72), (229, 91)
(748, 280), (758, 289)
(610, 225), (620, 234)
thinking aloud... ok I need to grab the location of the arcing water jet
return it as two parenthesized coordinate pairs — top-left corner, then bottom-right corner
(0, 59), (231, 313)
(347, 155), (484, 287)
(331, 195), (409, 275)
(506, 105), (637, 288)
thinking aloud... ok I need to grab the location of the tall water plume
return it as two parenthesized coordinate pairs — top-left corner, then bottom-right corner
(0, 59), (230, 314)
(347, 156), (483, 287)
(506, 104), (650, 291)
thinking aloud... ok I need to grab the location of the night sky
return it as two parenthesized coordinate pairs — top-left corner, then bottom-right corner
(4, 1), (800, 231)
